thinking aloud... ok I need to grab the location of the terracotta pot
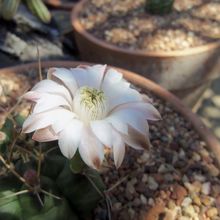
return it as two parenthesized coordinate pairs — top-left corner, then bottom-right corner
(1, 60), (220, 167)
(44, 0), (76, 10)
(71, 0), (220, 107)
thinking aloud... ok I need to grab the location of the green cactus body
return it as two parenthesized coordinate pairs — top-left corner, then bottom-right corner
(1, 0), (20, 20)
(25, 0), (51, 24)
(146, 0), (174, 15)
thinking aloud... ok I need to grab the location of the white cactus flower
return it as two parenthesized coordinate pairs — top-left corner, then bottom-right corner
(22, 65), (161, 169)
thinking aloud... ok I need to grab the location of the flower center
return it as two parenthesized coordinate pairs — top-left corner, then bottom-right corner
(74, 87), (108, 122)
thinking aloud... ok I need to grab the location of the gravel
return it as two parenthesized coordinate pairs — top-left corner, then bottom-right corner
(79, 0), (220, 52)
(94, 90), (220, 220)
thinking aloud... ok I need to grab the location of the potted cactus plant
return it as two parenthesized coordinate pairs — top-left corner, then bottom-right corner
(0, 0), (52, 23)
(0, 61), (220, 219)
(71, 0), (220, 107)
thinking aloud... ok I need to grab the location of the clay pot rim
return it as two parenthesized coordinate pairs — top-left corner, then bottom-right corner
(1, 60), (220, 166)
(44, 0), (75, 10)
(71, 0), (220, 58)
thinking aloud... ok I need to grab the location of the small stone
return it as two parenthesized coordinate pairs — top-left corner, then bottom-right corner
(128, 208), (135, 218)
(193, 174), (206, 182)
(183, 205), (196, 217)
(207, 164), (220, 177)
(181, 197), (192, 207)
(113, 202), (122, 210)
(133, 198), (141, 207)
(179, 217), (190, 220)
(141, 174), (148, 183)
(164, 209), (176, 220)
(148, 176), (159, 191)
(192, 194), (201, 206)
(171, 184), (187, 205)
(201, 182), (211, 195)
(192, 152), (201, 161)
(140, 152), (150, 163)
(199, 149), (209, 157)
(193, 205), (200, 213)
(126, 182), (135, 194)
(201, 195), (213, 206)
(158, 164), (174, 173)
(179, 149), (186, 159)
(136, 182), (146, 193)
(140, 194), (147, 205)
(212, 185), (220, 197)
(130, 177), (137, 185)
(168, 200), (176, 209)
(148, 198), (155, 206)
(164, 173), (174, 182)
(207, 208), (218, 218)
(144, 199), (165, 220)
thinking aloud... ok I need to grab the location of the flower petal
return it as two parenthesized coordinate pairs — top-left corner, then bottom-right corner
(22, 108), (76, 133)
(23, 91), (71, 114)
(32, 79), (72, 104)
(90, 120), (112, 147)
(48, 68), (78, 96)
(58, 119), (83, 159)
(122, 125), (151, 150)
(109, 109), (148, 135)
(103, 68), (123, 85)
(105, 114), (128, 134)
(103, 79), (142, 110)
(112, 129), (125, 168)
(110, 102), (161, 121)
(85, 65), (107, 89)
(79, 126), (104, 169)
(32, 126), (58, 142)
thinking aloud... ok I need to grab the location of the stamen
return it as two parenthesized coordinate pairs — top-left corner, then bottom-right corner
(74, 87), (108, 123)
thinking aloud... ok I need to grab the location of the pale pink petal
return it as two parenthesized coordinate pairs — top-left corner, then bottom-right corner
(22, 108), (76, 133)
(48, 68), (78, 96)
(69, 67), (88, 87)
(103, 68), (123, 85)
(58, 119), (83, 159)
(79, 126), (104, 169)
(112, 129), (125, 168)
(23, 91), (71, 114)
(105, 114), (128, 134)
(110, 102), (161, 121)
(32, 126), (58, 142)
(85, 65), (107, 89)
(22, 91), (41, 102)
(103, 80), (142, 110)
(109, 109), (148, 135)
(122, 125), (150, 150)
(32, 80), (72, 104)
(90, 120), (112, 147)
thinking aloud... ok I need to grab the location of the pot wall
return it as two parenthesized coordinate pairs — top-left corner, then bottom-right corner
(72, 0), (220, 107)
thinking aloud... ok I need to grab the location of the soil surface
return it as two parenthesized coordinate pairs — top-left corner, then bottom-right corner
(79, 0), (220, 52)
(93, 86), (220, 220)
(1, 68), (220, 220)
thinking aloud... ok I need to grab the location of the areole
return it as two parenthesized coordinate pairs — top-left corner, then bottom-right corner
(0, 60), (220, 167)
